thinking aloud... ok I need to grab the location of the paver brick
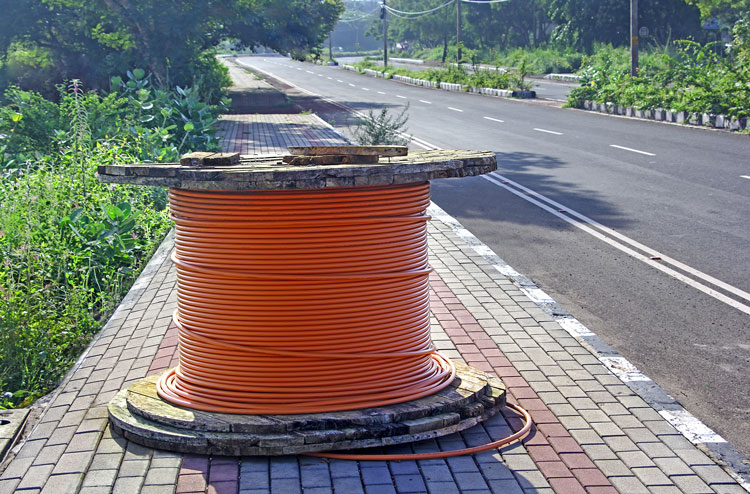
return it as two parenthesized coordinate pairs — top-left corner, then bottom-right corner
(632, 466), (673, 486)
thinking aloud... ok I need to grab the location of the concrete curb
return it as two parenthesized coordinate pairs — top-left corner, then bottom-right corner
(581, 101), (748, 132)
(427, 201), (750, 491)
(341, 64), (536, 100)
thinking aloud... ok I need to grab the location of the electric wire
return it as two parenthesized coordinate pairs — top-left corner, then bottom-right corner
(157, 183), (457, 414)
(384, 0), (456, 16)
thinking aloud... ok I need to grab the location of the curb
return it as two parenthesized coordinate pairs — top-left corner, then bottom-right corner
(580, 101), (748, 131)
(427, 201), (750, 491)
(341, 64), (536, 100)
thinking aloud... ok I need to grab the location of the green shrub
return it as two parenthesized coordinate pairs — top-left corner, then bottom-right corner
(0, 69), (225, 407)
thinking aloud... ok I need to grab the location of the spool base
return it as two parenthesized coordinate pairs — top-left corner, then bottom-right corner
(108, 362), (506, 456)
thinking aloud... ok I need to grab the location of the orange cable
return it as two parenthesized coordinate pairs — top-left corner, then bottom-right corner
(157, 183), (457, 414)
(308, 402), (533, 460)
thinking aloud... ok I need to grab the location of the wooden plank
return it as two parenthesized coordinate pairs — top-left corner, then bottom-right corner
(282, 154), (380, 166)
(181, 152), (241, 167)
(288, 146), (408, 157)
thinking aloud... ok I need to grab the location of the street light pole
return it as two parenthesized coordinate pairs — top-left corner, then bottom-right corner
(631, 0), (639, 77)
(457, 0), (463, 62)
(383, 0), (388, 68)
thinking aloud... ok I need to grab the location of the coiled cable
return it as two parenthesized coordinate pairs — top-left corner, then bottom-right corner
(157, 183), (456, 414)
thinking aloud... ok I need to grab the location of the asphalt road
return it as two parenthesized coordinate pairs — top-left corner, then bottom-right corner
(235, 55), (750, 457)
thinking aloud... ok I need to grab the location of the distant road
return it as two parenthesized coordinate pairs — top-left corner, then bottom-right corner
(236, 55), (750, 457)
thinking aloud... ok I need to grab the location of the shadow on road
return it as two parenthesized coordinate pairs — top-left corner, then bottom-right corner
(431, 150), (631, 230)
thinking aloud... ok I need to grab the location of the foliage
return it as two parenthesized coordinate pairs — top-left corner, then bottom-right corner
(353, 60), (530, 91)
(0, 69), (225, 408)
(0, 0), (344, 100)
(352, 105), (410, 145)
(567, 39), (750, 119)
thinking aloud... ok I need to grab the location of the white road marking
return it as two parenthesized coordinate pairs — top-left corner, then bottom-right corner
(419, 100), (432, 104)
(377, 91), (386, 95)
(305, 70), (314, 74)
(534, 128), (563, 135)
(318, 74), (323, 77)
(327, 77), (332, 80)
(296, 68), (302, 71)
(362, 88), (370, 91)
(448, 107), (463, 112)
(481, 173), (750, 316)
(610, 144), (656, 156)
(348, 83), (356, 87)
(483, 117), (504, 123)
(396, 95), (407, 99)
(741, 175), (750, 180)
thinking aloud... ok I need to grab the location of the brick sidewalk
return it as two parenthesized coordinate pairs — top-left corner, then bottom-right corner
(0, 108), (747, 492)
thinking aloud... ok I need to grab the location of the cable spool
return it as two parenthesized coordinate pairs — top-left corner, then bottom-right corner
(157, 182), (456, 414)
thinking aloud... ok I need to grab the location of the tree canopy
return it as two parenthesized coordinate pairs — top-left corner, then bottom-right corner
(0, 0), (344, 97)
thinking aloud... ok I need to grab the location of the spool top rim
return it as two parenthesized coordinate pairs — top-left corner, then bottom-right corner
(96, 149), (497, 191)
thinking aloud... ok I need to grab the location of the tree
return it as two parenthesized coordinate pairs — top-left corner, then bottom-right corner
(540, 0), (703, 52)
(0, 0), (344, 97)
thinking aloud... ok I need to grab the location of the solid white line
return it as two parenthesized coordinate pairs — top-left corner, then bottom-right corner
(419, 100), (432, 104)
(377, 91), (386, 95)
(483, 173), (750, 315)
(396, 95), (407, 99)
(741, 175), (750, 180)
(483, 117), (504, 123)
(610, 144), (655, 156)
(495, 174), (750, 304)
(448, 107), (464, 112)
(534, 128), (563, 135)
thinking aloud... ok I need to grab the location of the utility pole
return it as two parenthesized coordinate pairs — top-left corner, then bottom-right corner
(630, 0), (638, 76)
(456, 0), (463, 63)
(382, 0), (388, 67)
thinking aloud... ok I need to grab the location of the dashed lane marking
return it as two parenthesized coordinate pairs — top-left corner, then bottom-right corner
(362, 88), (370, 91)
(534, 128), (563, 135)
(610, 144), (656, 156)
(741, 175), (750, 180)
(305, 70), (314, 74)
(336, 79), (343, 83)
(377, 91), (386, 95)
(348, 83), (356, 87)
(396, 95), (407, 99)
(419, 100), (432, 104)
(448, 107), (464, 112)
(483, 117), (504, 123)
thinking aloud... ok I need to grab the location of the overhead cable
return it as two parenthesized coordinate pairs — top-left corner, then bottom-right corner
(384, 0), (456, 16)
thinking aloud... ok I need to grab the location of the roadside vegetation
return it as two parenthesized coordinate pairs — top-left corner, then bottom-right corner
(567, 22), (750, 121)
(0, 69), (227, 408)
(351, 59), (531, 92)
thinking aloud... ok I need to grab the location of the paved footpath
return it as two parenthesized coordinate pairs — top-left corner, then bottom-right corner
(0, 113), (748, 493)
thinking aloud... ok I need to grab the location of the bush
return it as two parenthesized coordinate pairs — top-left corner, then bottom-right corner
(0, 69), (225, 407)
(567, 40), (750, 120)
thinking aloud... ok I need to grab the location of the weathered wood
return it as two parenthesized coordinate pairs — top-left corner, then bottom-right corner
(288, 145), (408, 157)
(180, 152), (241, 167)
(108, 361), (507, 456)
(98, 149), (497, 190)
(282, 154), (379, 166)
